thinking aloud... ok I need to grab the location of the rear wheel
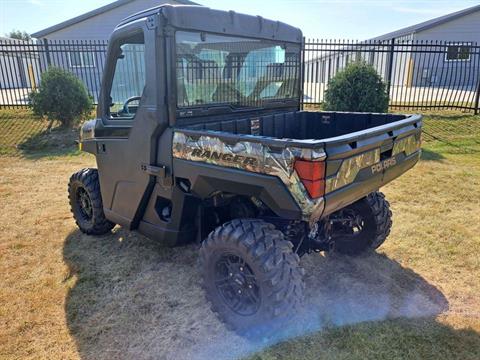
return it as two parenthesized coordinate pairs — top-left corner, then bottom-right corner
(330, 191), (392, 255)
(199, 219), (304, 335)
(68, 168), (115, 235)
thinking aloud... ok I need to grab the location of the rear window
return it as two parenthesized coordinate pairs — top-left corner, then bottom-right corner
(175, 31), (300, 109)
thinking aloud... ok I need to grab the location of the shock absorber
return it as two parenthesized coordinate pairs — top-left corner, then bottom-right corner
(307, 219), (334, 252)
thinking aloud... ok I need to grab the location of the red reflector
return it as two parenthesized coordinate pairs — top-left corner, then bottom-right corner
(301, 179), (325, 199)
(294, 158), (326, 198)
(294, 159), (325, 181)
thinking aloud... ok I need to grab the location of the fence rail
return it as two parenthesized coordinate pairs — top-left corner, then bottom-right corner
(303, 38), (480, 113)
(1, 38), (480, 113)
(0, 39), (108, 107)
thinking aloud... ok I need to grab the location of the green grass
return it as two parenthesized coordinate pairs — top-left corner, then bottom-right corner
(422, 112), (480, 155)
(0, 108), (80, 158)
(0, 109), (47, 156)
(250, 319), (480, 360)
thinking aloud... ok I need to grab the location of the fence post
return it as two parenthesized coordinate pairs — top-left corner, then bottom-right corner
(474, 78), (480, 115)
(386, 38), (395, 99)
(300, 36), (305, 110)
(42, 38), (51, 68)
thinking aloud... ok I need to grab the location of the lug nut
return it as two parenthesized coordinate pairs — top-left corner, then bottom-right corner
(229, 273), (233, 277)
(248, 284), (253, 289)
(240, 267), (243, 271)
(238, 290), (242, 294)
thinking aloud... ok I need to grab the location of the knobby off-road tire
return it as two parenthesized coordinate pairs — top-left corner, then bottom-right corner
(68, 168), (115, 235)
(333, 191), (392, 255)
(199, 219), (305, 336)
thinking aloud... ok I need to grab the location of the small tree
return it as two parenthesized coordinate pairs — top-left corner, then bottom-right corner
(323, 62), (389, 113)
(7, 30), (31, 41)
(29, 67), (92, 128)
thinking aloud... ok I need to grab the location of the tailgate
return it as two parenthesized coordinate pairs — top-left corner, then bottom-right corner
(322, 114), (422, 216)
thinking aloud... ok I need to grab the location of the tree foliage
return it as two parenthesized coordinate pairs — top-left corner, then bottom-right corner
(323, 62), (389, 113)
(29, 67), (93, 128)
(7, 30), (31, 41)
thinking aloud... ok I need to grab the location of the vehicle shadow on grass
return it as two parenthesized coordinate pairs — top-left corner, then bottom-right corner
(63, 228), (467, 360)
(17, 126), (80, 159)
(421, 148), (445, 161)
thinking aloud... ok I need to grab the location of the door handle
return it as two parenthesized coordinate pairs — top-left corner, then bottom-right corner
(141, 164), (165, 177)
(141, 164), (173, 187)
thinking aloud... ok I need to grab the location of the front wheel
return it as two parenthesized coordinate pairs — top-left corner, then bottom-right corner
(330, 191), (392, 255)
(68, 168), (115, 235)
(199, 219), (304, 335)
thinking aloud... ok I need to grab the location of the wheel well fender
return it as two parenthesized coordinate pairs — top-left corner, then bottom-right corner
(173, 159), (302, 220)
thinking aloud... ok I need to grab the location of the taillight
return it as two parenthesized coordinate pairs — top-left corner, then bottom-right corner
(294, 159), (325, 199)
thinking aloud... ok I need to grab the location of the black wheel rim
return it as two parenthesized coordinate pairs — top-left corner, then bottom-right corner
(214, 254), (261, 316)
(76, 187), (93, 221)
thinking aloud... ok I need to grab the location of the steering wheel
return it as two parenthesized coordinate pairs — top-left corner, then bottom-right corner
(121, 96), (142, 115)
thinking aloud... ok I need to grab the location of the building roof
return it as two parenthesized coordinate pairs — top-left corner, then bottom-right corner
(31, 0), (198, 38)
(372, 4), (480, 41)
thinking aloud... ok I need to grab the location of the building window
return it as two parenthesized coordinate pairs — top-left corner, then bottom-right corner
(68, 51), (96, 68)
(445, 44), (471, 61)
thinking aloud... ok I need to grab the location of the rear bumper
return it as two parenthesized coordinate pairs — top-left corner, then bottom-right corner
(322, 150), (420, 216)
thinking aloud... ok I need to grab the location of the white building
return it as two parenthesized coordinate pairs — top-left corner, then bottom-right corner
(31, 0), (198, 41)
(26, 0), (198, 102)
(304, 4), (480, 103)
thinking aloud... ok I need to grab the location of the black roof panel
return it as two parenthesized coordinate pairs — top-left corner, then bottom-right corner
(117, 4), (303, 43)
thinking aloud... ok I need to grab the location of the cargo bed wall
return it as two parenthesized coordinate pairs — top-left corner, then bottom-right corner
(177, 111), (408, 141)
(173, 111), (422, 222)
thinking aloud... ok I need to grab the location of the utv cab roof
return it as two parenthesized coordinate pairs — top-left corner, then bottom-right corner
(116, 4), (303, 43)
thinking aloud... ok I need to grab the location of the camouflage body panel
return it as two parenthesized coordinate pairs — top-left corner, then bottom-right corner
(79, 119), (96, 142)
(172, 131), (421, 223)
(325, 149), (381, 193)
(172, 131), (326, 224)
(392, 132), (422, 157)
(325, 133), (421, 193)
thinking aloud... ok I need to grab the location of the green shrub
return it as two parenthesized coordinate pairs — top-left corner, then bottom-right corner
(29, 67), (92, 128)
(323, 62), (389, 113)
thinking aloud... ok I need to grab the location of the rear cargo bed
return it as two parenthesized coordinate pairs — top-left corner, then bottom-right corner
(173, 110), (422, 219)
(176, 110), (413, 142)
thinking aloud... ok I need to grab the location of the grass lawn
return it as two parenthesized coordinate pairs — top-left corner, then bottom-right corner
(0, 109), (49, 156)
(0, 112), (479, 359)
(0, 108), (84, 158)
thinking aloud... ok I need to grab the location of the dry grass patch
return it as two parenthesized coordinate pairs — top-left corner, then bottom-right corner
(0, 155), (95, 359)
(0, 114), (479, 359)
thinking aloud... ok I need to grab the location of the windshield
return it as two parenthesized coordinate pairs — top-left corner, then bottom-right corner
(175, 31), (300, 109)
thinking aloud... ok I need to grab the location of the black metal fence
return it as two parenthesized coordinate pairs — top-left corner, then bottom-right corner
(1, 38), (480, 113)
(303, 38), (480, 113)
(0, 39), (108, 106)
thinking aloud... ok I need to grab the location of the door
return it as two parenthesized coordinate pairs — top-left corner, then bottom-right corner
(95, 22), (163, 229)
